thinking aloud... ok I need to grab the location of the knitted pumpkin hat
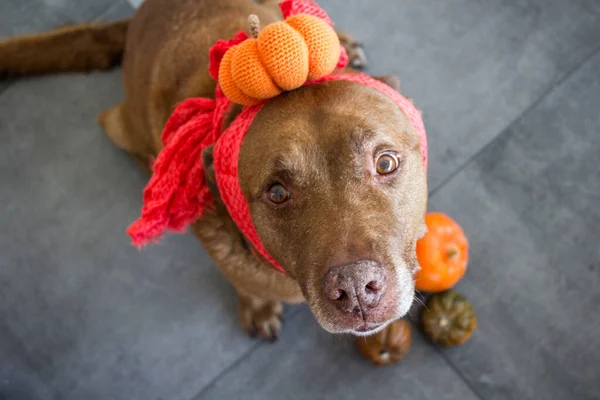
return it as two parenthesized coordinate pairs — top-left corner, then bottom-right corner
(127, 0), (428, 273)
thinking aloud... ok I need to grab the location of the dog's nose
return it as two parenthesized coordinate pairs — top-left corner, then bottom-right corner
(323, 261), (387, 317)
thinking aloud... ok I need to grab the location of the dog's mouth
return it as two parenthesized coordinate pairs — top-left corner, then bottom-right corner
(346, 320), (394, 336)
(355, 322), (383, 333)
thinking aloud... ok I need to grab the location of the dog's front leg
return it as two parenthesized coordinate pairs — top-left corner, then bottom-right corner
(337, 31), (369, 70)
(192, 214), (303, 341)
(238, 293), (283, 340)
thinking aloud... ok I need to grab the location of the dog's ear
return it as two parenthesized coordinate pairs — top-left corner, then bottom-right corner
(202, 144), (221, 202)
(372, 75), (400, 91)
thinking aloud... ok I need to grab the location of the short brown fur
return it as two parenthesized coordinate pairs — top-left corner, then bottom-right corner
(0, 0), (426, 339)
(0, 20), (129, 78)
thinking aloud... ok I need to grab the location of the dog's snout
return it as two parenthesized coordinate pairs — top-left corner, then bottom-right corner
(323, 261), (387, 317)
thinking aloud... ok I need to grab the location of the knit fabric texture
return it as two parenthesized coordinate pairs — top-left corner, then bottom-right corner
(277, 0), (349, 70)
(219, 43), (263, 106)
(127, 0), (427, 274)
(231, 39), (281, 100)
(126, 90), (230, 246)
(257, 21), (309, 90)
(218, 1), (343, 105)
(286, 15), (340, 79)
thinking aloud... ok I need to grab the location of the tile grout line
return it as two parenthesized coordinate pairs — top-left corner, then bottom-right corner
(194, 309), (482, 400)
(408, 319), (486, 400)
(189, 306), (306, 400)
(190, 341), (263, 400)
(0, 81), (15, 97)
(423, 42), (600, 400)
(428, 42), (600, 200)
(434, 345), (487, 400)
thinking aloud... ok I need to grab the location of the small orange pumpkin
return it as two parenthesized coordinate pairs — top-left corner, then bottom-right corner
(219, 14), (340, 105)
(415, 213), (468, 292)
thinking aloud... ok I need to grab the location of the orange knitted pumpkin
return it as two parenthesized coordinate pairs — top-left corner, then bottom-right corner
(218, 14), (340, 105)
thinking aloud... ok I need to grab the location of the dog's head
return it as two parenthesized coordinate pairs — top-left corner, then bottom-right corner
(205, 78), (427, 336)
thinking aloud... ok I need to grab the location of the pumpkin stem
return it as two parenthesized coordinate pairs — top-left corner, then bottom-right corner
(248, 14), (261, 39)
(439, 316), (449, 329)
(446, 245), (460, 261)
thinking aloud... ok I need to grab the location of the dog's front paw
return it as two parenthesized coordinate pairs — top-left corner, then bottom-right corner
(337, 31), (368, 70)
(239, 295), (283, 341)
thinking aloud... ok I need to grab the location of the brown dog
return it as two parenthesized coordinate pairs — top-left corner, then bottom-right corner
(0, 0), (427, 339)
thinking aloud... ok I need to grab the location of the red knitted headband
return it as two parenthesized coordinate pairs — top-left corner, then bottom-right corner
(127, 0), (428, 273)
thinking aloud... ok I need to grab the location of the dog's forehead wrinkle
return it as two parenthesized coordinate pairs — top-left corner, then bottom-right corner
(335, 88), (419, 151)
(321, 113), (413, 164)
(257, 136), (327, 186)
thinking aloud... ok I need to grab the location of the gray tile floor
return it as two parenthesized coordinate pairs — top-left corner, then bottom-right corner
(1, 1), (599, 399)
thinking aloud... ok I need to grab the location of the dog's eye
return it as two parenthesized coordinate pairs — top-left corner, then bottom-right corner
(376, 153), (398, 175)
(267, 184), (290, 204)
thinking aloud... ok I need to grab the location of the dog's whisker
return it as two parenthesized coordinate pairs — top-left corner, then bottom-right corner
(412, 294), (428, 311)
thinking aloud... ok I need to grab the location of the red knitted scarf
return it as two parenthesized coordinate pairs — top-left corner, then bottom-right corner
(127, 1), (428, 273)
